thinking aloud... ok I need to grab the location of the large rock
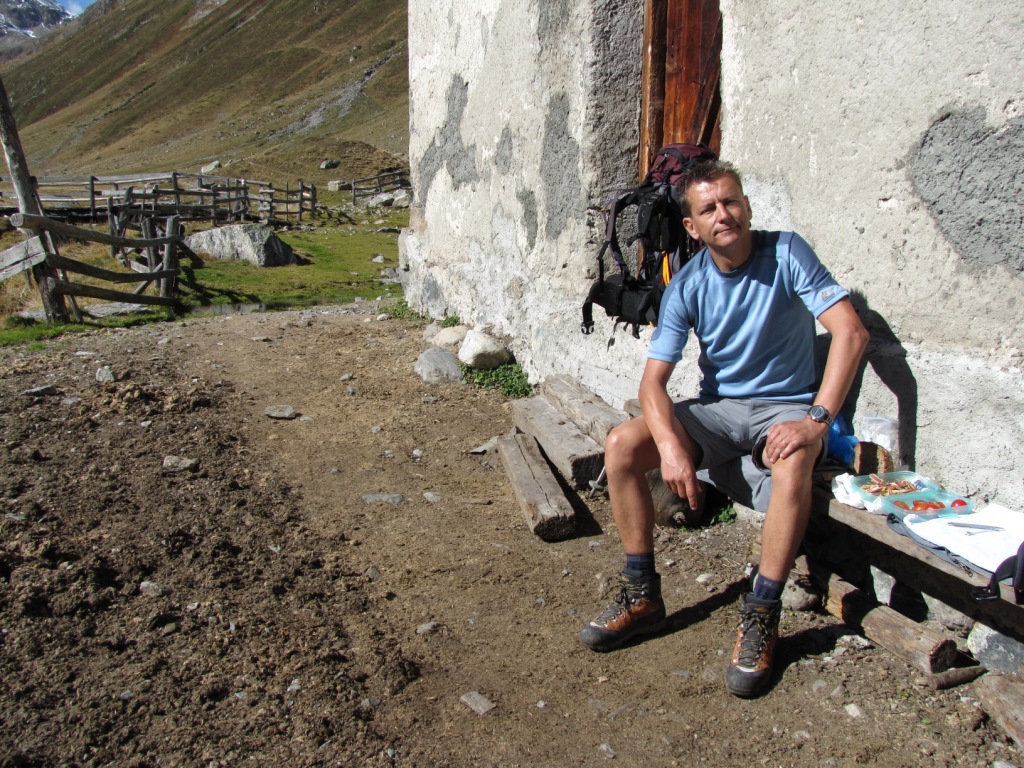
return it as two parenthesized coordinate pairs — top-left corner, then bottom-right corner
(967, 623), (1024, 673)
(458, 329), (512, 370)
(184, 224), (297, 267)
(414, 347), (463, 384)
(432, 325), (470, 348)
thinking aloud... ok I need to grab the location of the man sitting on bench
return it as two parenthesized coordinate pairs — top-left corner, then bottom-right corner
(578, 160), (869, 698)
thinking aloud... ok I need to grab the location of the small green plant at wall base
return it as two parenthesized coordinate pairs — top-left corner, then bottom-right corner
(461, 363), (532, 399)
(440, 315), (461, 327)
(385, 300), (424, 320)
(708, 503), (737, 526)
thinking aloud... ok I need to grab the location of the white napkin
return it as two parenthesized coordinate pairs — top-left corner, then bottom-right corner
(901, 503), (1024, 574)
(831, 473), (882, 513)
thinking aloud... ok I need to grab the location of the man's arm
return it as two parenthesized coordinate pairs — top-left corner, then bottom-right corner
(638, 358), (703, 508)
(762, 297), (869, 464)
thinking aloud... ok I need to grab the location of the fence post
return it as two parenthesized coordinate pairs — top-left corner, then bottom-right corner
(0, 75), (67, 322)
(89, 176), (97, 220)
(171, 171), (180, 208)
(141, 217), (157, 272)
(161, 215), (179, 298)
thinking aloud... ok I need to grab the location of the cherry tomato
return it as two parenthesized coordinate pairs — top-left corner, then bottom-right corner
(951, 499), (968, 508)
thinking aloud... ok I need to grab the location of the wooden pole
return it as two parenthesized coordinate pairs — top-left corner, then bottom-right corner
(807, 560), (958, 674)
(161, 215), (179, 298)
(0, 75), (68, 321)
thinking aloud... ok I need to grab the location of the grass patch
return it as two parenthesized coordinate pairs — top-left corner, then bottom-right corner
(0, 311), (177, 348)
(461, 362), (532, 399)
(178, 212), (407, 311)
(440, 315), (461, 327)
(384, 300), (424, 321)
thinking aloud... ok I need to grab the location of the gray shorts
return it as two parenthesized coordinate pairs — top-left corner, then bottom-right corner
(674, 396), (827, 513)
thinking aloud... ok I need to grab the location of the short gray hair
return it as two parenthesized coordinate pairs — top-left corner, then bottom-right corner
(676, 160), (744, 216)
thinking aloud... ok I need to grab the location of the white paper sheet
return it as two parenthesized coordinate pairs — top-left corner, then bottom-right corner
(902, 503), (1024, 573)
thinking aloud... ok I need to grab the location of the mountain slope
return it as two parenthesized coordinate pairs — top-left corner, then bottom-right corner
(0, 0), (408, 183)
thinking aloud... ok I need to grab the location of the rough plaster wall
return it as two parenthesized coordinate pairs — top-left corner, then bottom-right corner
(400, 0), (654, 409)
(720, 0), (1024, 506)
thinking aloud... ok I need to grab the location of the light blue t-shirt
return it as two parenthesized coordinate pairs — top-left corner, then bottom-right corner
(648, 231), (848, 402)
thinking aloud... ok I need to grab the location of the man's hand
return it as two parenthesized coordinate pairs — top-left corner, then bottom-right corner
(762, 418), (827, 466)
(659, 443), (701, 510)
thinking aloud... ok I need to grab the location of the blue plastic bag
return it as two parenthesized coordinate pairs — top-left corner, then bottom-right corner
(827, 413), (858, 466)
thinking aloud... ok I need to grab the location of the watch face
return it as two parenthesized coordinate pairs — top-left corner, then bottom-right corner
(809, 405), (830, 424)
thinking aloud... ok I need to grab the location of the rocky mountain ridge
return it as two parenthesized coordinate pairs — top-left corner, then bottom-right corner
(0, 0), (69, 38)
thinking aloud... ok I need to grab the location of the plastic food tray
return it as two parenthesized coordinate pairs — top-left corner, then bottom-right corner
(849, 471), (939, 505)
(880, 488), (974, 520)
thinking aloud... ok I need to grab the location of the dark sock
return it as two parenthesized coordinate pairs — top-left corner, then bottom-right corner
(752, 572), (784, 602)
(623, 552), (657, 579)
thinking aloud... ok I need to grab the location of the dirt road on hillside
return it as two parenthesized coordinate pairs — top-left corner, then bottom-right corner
(1, 304), (1019, 767)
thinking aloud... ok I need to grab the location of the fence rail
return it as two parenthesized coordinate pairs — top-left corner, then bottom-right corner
(3, 212), (187, 317)
(0, 171), (316, 224)
(350, 170), (405, 204)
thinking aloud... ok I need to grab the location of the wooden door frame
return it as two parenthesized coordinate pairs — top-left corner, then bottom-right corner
(639, 0), (721, 177)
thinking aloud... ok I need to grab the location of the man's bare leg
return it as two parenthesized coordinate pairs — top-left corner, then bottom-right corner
(757, 439), (821, 582)
(726, 439), (821, 698)
(604, 417), (661, 554)
(578, 415), (694, 651)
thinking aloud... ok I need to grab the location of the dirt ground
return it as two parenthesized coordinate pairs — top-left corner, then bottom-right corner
(1, 303), (1021, 768)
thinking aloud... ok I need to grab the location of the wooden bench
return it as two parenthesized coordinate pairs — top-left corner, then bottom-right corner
(808, 493), (1024, 641)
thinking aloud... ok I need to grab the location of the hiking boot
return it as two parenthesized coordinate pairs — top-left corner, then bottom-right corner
(725, 592), (781, 698)
(578, 572), (666, 651)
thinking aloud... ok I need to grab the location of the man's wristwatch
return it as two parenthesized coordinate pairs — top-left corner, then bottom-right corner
(808, 405), (833, 428)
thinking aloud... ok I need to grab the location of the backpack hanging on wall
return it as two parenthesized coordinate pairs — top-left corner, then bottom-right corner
(581, 143), (718, 338)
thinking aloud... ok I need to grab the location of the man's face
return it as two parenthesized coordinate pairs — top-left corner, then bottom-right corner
(681, 175), (752, 252)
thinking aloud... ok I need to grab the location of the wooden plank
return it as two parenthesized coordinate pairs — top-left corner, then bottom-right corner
(640, 0), (667, 177)
(46, 252), (177, 284)
(11, 212), (180, 249)
(974, 673), (1024, 749)
(52, 279), (180, 307)
(811, 561), (958, 673)
(510, 396), (603, 490)
(821, 497), (1022, 609)
(687, 13), (722, 147)
(537, 374), (627, 446)
(497, 433), (575, 541)
(0, 236), (47, 281)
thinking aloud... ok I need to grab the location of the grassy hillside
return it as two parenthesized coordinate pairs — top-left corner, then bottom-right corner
(0, 0), (409, 185)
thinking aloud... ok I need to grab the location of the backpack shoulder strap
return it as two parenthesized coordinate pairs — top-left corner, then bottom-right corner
(971, 539), (1024, 604)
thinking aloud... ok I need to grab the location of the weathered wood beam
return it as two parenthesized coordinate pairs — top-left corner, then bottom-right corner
(510, 396), (603, 490)
(537, 374), (626, 446)
(0, 235), (47, 281)
(809, 560), (958, 674)
(51, 279), (180, 308)
(0, 75), (67, 321)
(11, 212), (180, 249)
(46, 252), (177, 284)
(498, 432), (576, 541)
(974, 673), (1024, 749)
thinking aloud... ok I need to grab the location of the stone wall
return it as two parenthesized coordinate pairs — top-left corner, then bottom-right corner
(400, 0), (1024, 509)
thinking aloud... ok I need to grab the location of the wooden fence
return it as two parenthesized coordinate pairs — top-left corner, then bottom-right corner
(0, 172), (317, 225)
(1, 211), (189, 321)
(350, 169), (405, 204)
